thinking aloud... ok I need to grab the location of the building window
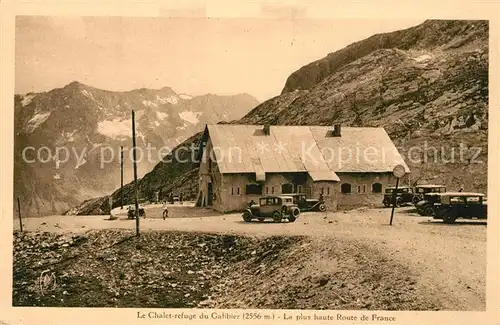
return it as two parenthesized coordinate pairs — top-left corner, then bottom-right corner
(341, 183), (351, 194)
(282, 183), (293, 194)
(271, 186), (275, 194)
(297, 185), (303, 193)
(265, 187), (269, 194)
(327, 187), (330, 195)
(231, 186), (241, 195)
(357, 185), (367, 193)
(246, 183), (262, 195)
(372, 183), (382, 193)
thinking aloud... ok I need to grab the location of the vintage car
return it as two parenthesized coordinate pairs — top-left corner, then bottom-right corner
(412, 185), (447, 205)
(432, 192), (487, 224)
(382, 186), (414, 207)
(414, 185), (447, 216)
(127, 205), (146, 219)
(242, 196), (300, 223)
(289, 193), (327, 212)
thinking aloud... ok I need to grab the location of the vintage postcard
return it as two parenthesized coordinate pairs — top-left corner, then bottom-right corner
(0, 1), (499, 324)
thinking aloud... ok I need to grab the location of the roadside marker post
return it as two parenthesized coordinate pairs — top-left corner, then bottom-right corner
(389, 164), (406, 226)
(132, 110), (140, 236)
(17, 197), (23, 232)
(120, 145), (124, 209)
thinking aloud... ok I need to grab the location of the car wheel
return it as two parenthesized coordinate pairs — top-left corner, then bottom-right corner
(318, 203), (326, 212)
(395, 197), (403, 207)
(272, 211), (282, 223)
(412, 196), (421, 205)
(242, 211), (253, 222)
(424, 205), (435, 216)
(383, 199), (390, 207)
(288, 215), (296, 222)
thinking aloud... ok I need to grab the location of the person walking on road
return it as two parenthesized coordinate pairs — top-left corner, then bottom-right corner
(162, 202), (169, 220)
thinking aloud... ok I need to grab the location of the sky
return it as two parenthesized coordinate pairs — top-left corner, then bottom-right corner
(15, 17), (425, 102)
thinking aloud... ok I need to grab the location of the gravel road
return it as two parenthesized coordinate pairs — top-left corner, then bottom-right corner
(18, 204), (487, 311)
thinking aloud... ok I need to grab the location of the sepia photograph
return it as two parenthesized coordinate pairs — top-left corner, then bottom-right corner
(3, 3), (497, 323)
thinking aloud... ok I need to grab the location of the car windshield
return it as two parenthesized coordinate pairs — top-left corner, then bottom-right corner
(283, 198), (293, 203)
(260, 197), (281, 205)
(450, 196), (464, 203)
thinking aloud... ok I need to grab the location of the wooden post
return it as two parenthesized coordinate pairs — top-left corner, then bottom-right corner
(132, 110), (140, 236)
(120, 145), (124, 209)
(389, 177), (399, 226)
(17, 197), (23, 232)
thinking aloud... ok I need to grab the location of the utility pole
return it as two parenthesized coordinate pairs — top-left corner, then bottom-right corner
(120, 145), (124, 209)
(17, 197), (23, 232)
(132, 110), (140, 236)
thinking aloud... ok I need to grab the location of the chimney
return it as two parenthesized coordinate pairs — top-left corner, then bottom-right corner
(332, 124), (341, 137)
(263, 124), (270, 136)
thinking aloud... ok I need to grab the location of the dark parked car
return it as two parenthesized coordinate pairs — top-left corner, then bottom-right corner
(412, 185), (447, 204)
(382, 186), (414, 207)
(432, 192), (487, 224)
(414, 185), (447, 216)
(290, 193), (326, 212)
(127, 205), (146, 219)
(242, 196), (300, 223)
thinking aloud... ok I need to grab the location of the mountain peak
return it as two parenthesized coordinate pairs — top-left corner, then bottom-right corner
(65, 80), (88, 89)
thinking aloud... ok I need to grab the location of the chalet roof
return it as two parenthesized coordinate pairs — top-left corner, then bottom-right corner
(202, 124), (410, 180)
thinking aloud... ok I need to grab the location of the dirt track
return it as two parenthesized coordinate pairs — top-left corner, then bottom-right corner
(18, 204), (487, 310)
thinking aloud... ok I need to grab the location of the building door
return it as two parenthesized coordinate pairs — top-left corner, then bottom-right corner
(207, 183), (213, 206)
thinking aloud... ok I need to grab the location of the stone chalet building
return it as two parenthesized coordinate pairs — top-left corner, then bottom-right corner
(195, 124), (410, 212)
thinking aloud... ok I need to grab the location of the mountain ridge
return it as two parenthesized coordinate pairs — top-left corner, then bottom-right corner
(67, 19), (489, 215)
(14, 82), (259, 216)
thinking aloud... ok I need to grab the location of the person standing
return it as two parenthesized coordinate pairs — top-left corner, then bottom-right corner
(162, 202), (169, 220)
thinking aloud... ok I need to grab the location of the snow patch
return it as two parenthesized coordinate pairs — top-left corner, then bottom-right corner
(81, 89), (95, 100)
(26, 112), (51, 133)
(154, 121), (160, 127)
(21, 94), (36, 107)
(179, 111), (201, 124)
(142, 100), (158, 108)
(97, 118), (132, 139)
(53, 173), (61, 180)
(156, 95), (179, 105)
(414, 54), (432, 63)
(156, 111), (168, 120)
(179, 94), (193, 100)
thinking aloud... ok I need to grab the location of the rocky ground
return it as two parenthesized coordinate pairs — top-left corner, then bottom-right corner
(13, 229), (301, 308)
(13, 206), (486, 310)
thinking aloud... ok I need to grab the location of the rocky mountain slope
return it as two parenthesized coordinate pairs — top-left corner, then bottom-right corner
(14, 82), (258, 216)
(70, 19), (488, 215)
(240, 19), (488, 192)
